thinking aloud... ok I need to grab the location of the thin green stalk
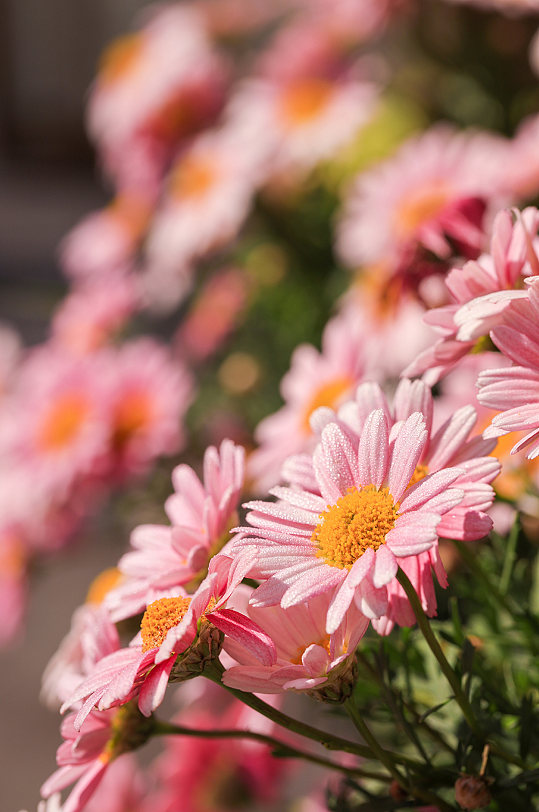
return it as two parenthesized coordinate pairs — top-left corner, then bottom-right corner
(397, 568), (527, 770)
(154, 719), (390, 782)
(203, 662), (420, 770)
(397, 568), (483, 736)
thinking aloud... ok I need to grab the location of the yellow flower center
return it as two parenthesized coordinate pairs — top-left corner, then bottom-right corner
(302, 376), (354, 434)
(170, 154), (217, 201)
(38, 393), (90, 452)
(99, 33), (143, 86)
(279, 79), (333, 127)
(395, 185), (449, 239)
(140, 596), (192, 652)
(313, 486), (398, 570)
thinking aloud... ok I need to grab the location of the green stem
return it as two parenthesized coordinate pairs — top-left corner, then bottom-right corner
(344, 700), (454, 812)
(154, 719), (390, 782)
(397, 568), (527, 769)
(203, 662), (419, 769)
(397, 569), (483, 735)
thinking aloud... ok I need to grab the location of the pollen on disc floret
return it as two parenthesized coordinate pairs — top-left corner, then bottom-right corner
(140, 596), (191, 652)
(313, 485), (399, 570)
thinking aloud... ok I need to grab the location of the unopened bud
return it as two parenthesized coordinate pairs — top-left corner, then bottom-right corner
(455, 774), (492, 810)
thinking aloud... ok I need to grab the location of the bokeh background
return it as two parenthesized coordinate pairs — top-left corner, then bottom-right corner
(0, 4), (147, 809)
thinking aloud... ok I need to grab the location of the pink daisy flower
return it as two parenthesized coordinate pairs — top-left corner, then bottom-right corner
(312, 378), (499, 632)
(223, 590), (369, 696)
(478, 275), (539, 459)
(337, 125), (509, 274)
(1, 346), (110, 496)
(101, 338), (194, 479)
(227, 75), (377, 178)
(143, 126), (259, 294)
(235, 409), (466, 634)
(248, 309), (367, 492)
(87, 5), (228, 193)
(106, 439), (245, 621)
(41, 704), (153, 812)
(404, 207), (539, 383)
(64, 557), (275, 727)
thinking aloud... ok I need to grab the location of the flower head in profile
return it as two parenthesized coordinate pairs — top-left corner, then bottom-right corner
(337, 125), (509, 276)
(106, 439), (245, 621)
(234, 408), (465, 633)
(404, 207), (539, 383)
(87, 4), (228, 193)
(223, 590), (369, 701)
(41, 703), (153, 812)
(64, 556), (275, 727)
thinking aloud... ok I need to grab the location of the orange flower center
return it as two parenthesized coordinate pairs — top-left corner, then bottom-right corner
(140, 596), (192, 652)
(313, 486), (398, 570)
(112, 390), (153, 448)
(279, 79), (333, 127)
(291, 635), (332, 665)
(170, 154), (217, 201)
(99, 33), (143, 85)
(395, 185), (449, 239)
(86, 568), (122, 605)
(38, 392), (90, 452)
(302, 376), (354, 433)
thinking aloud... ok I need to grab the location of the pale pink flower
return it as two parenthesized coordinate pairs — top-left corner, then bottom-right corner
(143, 126), (258, 291)
(248, 310), (367, 492)
(41, 604), (120, 709)
(478, 275), (539, 458)
(101, 338), (194, 479)
(337, 126), (509, 273)
(106, 439), (245, 621)
(59, 196), (149, 281)
(308, 378), (499, 632)
(227, 75), (377, 178)
(1, 347), (110, 496)
(404, 208), (539, 383)
(87, 5), (228, 193)
(41, 705), (152, 812)
(64, 558), (275, 726)
(234, 409), (466, 633)
(223, 590), (369, 694)
(51, 274), (139, 355)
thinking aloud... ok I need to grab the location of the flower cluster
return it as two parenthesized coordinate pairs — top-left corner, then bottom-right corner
(5, 0), (539, 810)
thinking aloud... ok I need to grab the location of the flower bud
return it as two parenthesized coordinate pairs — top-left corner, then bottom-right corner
(455, 774), (492, 810)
